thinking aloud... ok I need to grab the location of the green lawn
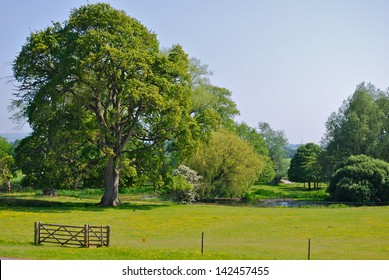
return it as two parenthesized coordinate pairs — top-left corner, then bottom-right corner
(1, 192), (389, 260)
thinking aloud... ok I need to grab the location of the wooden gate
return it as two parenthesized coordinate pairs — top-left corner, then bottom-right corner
(34, 222), (110, 247)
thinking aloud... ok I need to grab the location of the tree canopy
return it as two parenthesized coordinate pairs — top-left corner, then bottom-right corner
(13, 4), (389, 207)
(257, 122), (289, 183)
(288, 143), (322, 189)
(12, 3), (200, 206)
(328, 155), (389, 203)
(0, 137), (14, 190)
(234, 122), (274, 183)
(188, 58), (239, 135)
(186, 129), (266, 199)
(321, 83), (389, 177)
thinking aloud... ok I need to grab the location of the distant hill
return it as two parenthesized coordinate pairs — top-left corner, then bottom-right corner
(285, 143), (301, 158)
(287, 144), (302, 150)
(0, 132), (30, 143)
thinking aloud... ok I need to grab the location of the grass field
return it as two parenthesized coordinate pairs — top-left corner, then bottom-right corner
(1, 189), (389, 260)
(248, 183), (329, 201)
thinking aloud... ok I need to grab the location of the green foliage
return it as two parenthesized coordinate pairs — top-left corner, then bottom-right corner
(14, 136), (45, 188)
(0, 137), (14, 186)
(328, 155), (389, 202)
(164, 165), (203, 204)
(186, 129), (266, 198)
(234, 122), (269, 156)
(55, 188), (104, 198)
(189, 58), (240, 136)
(234, 122), (274, 183)
(12, 3), (200, 205)
(322, 83), (389, 177)
(165, 175), (195, 204)
(250, 183), (329, 201)
(288, 143), (322, 188)
(284, 144), (299, 158)
(14, 132), (102, 190)
(257, 122), (289, 183)
(373, 93), (389, 161)
(256, 159), (275, 184)
(0, 136), (12, 157)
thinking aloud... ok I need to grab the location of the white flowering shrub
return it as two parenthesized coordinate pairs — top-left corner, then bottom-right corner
(166, 165), (203, 204)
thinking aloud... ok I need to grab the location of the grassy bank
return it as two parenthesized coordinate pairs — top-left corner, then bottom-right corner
(1, 192), (388, 260)
(248, 183), (329, 201)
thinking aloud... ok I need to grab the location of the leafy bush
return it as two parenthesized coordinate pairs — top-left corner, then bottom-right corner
(328, 155), (389, 203)
(164, 165), (203, 204)
(166, 175), (196, 204)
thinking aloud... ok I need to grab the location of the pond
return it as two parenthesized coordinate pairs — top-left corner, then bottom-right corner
(255, 199), (329, 208)
(255, 199), (389, 208)
(200, 198), (388, 208)
(209, 198), (332, 208)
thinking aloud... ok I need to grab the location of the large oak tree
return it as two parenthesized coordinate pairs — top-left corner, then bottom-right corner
(12, 3), (199, 206)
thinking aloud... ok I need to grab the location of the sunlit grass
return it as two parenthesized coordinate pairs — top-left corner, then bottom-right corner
(1, 192), (389, 260)
(249, 183), (330, 201)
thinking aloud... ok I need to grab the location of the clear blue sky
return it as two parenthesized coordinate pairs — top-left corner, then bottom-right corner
(1, 0), (388, 144)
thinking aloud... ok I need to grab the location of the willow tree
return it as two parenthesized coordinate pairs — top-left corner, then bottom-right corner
(186, 129), (266, 199)
(12, 3), (199, 206)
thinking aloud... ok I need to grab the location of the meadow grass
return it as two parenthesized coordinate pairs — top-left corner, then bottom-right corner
(1, 192), (389, 260)
(249, 183), (330, 201)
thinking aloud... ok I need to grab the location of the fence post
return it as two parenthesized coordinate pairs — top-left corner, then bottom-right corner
(84, 224), (89, 248)
(308, 239), (311, 260)
(201, 232), (204, 254)
(106, 225), (110, 247)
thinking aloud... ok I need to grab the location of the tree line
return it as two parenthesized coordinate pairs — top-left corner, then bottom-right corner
(288, 83), (389, 203)
(2, 3), (389, 205)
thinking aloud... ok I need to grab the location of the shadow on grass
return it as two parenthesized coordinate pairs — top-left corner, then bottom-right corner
(0, 197), (169, 213)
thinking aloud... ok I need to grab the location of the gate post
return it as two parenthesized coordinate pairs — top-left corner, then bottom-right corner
(34, 222), (38, 245)
(106, 225), (110, 247)
(84, 224), (89, 248)
(100, 226), (103, 247)
(34, 221), (41, 245)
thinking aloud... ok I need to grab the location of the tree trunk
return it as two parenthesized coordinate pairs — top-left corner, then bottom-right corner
(308, 181), (311, 190)
(7, 177), (11, 192)
(99, 157), (121, 206)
